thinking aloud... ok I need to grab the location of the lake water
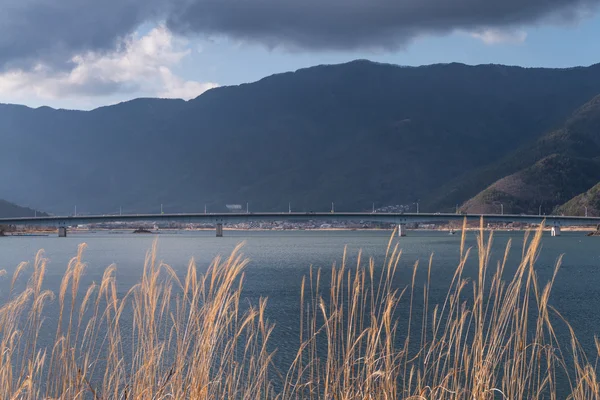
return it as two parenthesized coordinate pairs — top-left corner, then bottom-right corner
(1, 229), (599, 386)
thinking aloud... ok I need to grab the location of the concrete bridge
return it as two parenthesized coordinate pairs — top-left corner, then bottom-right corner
(1, 212), (599, 237)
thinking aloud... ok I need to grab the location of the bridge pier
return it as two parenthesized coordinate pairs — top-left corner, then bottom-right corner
(551, 225), (561, 237)
(216, 223), (223, 237)
(58, 227), (68, 237)
(398, 224), (406, 237)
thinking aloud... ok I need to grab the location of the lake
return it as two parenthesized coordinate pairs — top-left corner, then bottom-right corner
(1, 229), (599, 392)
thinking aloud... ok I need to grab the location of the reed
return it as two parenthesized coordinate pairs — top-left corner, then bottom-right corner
(0, 220), (597, 399)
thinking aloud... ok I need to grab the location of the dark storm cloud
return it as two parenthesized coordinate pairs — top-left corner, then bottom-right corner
(1, 0), (598, 69)
(166, 0), (600, 49)
(0, 0), (165, 69)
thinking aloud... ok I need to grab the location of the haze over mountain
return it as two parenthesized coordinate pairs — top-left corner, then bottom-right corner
(0, 198), (45, 218)
(3, 60), (600, 215)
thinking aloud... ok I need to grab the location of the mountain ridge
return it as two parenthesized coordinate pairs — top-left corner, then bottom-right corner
(3, 60), (600, 214)
(7, 59), (600, 112)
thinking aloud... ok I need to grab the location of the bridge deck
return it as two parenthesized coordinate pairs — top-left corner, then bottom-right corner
(1, 212), (599, 227)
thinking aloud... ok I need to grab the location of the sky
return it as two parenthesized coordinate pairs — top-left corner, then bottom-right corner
(1, 0), (600, 110)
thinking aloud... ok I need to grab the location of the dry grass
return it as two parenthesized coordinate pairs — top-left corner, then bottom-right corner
(0, 220), (599, 399)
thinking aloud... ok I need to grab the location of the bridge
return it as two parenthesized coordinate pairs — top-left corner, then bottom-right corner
(1, 212), (599, 237)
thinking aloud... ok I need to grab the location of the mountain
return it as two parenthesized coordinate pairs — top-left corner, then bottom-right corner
(557, 183), (600, 217)
(0, 198), (45, 218)
(460, 95), (600, 215)
(3, 60), (600, 214)
(460, 155), (600, 214)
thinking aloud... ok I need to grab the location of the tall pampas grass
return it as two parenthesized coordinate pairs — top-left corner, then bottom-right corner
(0, 220), (598, 399)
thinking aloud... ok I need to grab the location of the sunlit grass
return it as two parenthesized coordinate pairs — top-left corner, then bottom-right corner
(0, 219), (598, 399)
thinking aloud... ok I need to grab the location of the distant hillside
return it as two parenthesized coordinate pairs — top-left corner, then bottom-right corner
(4, 60), (600, 213)
(0, 198), (45, 218)
(461, 95), (600, 214)
(557, 183), (600, 217)
(460, 155), (600, 214)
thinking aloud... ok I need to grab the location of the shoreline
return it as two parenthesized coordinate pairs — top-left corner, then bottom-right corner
(4, 226), (598, 235)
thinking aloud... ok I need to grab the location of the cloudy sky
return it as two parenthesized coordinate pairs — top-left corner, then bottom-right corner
(1, 0), (600, 110)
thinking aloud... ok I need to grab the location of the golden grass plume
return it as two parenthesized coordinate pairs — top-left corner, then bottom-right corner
(0, 220), (598, 399)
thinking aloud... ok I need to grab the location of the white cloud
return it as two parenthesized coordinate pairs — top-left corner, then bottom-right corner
(0, 26), (217, 107)
(470, 28), (528, 45)
(158, 67), (218, 99)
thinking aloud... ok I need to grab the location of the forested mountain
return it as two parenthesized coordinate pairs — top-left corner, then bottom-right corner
(558, 183), (600, 217)
(3, 60), (600, 214)
(461, 95), (600, 215)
